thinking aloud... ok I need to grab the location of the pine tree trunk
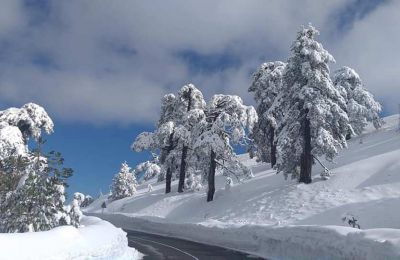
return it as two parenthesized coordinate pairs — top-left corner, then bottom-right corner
(177, 145), (188, 193)
(300, 112), (312, 184)
(207, 150), (216, 202)
(164, 132), (174, 194)
(177, 88), (192, 193)
(165, 167), (172, 194)
(270, 128), (277, 167)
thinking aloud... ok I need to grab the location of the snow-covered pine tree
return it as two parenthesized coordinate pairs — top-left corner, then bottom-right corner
(132, 93), (179, 194)
(110, 162), (137, 200)
(175, 84), (206, 193)
(0, 103), (75, 233)
(133, 84), (206, 194)
(1, 139), (73, 232)
(333, 66), (382, 137)
(276, 25), (351, 183)
(249, 61), (286, 167)
(0, 103), (54, 200)
(194, 95), (257, 201)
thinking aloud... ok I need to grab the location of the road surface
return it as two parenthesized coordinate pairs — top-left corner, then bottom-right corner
(126, 229), (266, 260)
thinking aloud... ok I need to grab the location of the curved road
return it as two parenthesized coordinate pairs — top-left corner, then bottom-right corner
(125, 229), (266, 260)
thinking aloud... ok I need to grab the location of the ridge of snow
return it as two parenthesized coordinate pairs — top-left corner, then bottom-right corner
(0, 216), (140, 260)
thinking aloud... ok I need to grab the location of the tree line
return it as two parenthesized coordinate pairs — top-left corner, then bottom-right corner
(110, 25), (382, 202)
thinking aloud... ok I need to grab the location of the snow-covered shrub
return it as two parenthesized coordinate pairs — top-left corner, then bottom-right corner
(73, 192), (85, 206)
(69, 197), (83, 228)
(185, 170), (202, 192)
(110, 162), (137, 201)
(225, 177), (233, 191)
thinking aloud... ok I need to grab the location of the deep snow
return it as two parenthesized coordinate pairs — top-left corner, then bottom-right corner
(87, 114), (400, 259)
(0, 216), (140, 260)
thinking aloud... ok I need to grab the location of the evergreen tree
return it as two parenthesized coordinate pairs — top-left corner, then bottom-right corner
(333, 66), (383, 137)
(133, 84), (206, 193)
(194, 95), (257, 201)
(110, 162), (137, 200)
(175, 84), (206, 193)
(249, 61), (286, 167)
(0, 139), (73, 232)
(276, 25), (351, 183)
(133, 94), (179, 194)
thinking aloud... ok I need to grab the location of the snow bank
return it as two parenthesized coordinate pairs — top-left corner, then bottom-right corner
(89, 213), (400, 260)
(0, 216), (140, 260)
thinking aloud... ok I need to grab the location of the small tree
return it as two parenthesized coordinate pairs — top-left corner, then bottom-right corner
(110, 162), (137, 201)
(276, 25), (351, 183)
(249, 61), (286, 167)
(333, 66), (383, 138)
(69, 193), (84, 228)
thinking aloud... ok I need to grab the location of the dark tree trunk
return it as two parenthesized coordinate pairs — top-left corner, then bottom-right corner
(165, 167), (172, 193)
(178, 145), (188, 193)
(270, 128), (277, 168)
(164, 132), (174, 194)
(299, 112), (312, 184)
(207, 150), (217, 202)
(177, 88), (193, 193)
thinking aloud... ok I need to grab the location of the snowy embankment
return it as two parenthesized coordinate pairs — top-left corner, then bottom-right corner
(87, 115), (400, 259)
(0, 216), (140, 260)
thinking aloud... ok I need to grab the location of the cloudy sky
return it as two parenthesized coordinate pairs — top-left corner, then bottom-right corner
(0, 0), (398, 196)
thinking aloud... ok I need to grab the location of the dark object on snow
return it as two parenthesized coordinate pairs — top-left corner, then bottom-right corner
(342, 215), (361, 229)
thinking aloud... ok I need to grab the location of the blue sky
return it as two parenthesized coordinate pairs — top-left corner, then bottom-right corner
(0, 0), (398, 197)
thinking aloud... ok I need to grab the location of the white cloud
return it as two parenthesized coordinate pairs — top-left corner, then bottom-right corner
(0, 0), (397, 124)
(0, 0), (25, 35)
(332, 0), (400, 114)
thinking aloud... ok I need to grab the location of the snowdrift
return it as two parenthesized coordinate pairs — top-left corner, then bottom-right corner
(88, 213), (400, 260)
(87, 114), (400, 259)
(0, 216), (139, 260)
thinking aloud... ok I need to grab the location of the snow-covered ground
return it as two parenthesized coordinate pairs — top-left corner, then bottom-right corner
(86, 114), (400, 259)
(0, 216), (140, 260)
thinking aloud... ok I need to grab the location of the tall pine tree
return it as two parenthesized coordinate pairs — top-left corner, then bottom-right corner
(249, 61), (286, 167)
(276, 25), (351, 183)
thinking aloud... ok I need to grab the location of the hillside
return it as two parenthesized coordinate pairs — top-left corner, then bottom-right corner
(86, 114), (400, 259)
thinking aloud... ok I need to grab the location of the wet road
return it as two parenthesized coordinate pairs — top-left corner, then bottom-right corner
(125, 229), (266, 260)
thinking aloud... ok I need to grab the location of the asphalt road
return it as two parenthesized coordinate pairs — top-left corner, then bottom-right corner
(125, 229), (266, 260)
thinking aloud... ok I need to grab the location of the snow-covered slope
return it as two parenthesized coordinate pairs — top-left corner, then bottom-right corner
(0, 216), (140, 260)
(87, 114), (400, 259)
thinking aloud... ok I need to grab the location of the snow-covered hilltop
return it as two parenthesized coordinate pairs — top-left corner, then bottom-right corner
(86, 114), (400, 259)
